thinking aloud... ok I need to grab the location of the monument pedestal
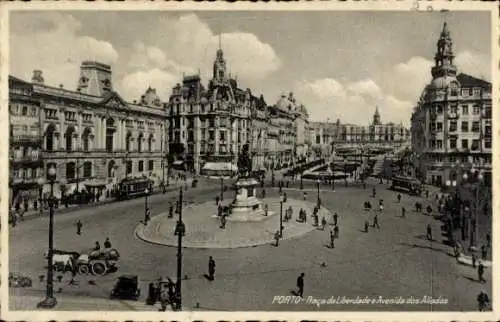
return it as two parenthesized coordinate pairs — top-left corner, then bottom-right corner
(229, 177), (265, 221)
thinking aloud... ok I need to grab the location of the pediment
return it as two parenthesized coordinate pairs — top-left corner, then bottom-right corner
(100, 92), (128, 109)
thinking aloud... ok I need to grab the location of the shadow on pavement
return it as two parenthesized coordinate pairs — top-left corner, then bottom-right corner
(462, 275), (479, 283)
(397, 242), (454, 257)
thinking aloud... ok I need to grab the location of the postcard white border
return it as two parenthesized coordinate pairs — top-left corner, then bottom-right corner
(1, 1), (498, 321)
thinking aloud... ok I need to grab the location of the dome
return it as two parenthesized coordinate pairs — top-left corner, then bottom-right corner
(431, 76), (457, 89)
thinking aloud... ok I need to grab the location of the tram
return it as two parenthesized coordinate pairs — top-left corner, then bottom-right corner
(116, 177), (154, 200)
(390, 175), (422, 195)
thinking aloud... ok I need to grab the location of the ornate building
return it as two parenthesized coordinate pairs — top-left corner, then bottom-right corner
(411, 22), (492, 186)
(308, 107), (410, 156)
(9, 61), (167, 200)
(9, 75), (44, 212)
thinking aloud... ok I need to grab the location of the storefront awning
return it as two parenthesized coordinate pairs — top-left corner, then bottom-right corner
(202, 162), (238, 172)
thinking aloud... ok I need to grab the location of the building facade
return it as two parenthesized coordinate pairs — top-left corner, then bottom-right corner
(411, 22), (492, 186)
(9, 76), (44, 212)
(9, 61), (167, 200)
(166, 47), (307, 173)
(309, 107), (410, 156)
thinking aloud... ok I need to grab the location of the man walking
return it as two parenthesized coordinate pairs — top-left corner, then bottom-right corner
(76, 220), (83, 235)
(208, 256), (216, 281)
(481, 244), (488, 260)
(334, 225), (339, 239)
(397, 193), (401, 203)
(329, 228), (335, 248)
(274, 230), (280, 247)
(426, 223), (433, 241)
(333, 213), (338, 226)
(372, 214), (380, 229)
(401, 207), (406, 218)
(296, 273), (305, 297)
(478, 261), (486, 283)
(104, 237), (112, 249)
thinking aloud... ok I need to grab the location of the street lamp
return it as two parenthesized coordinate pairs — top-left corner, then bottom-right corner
(464, 170), (484, 250)
(144, 188), (149, 223)
(279, 194), (284, 237)
(331, 163), (335, 191)
(174, 187), (185, 311)
(37, 177), (44, 215)
(300, 171), (303, 190)
(37, 164), (57, 309)
(316, 177), (320, 208)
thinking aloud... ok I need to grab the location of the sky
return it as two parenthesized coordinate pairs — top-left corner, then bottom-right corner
(9, 10), (492, 126)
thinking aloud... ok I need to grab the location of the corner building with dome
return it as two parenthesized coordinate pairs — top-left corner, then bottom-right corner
(411, 22), (492, 187)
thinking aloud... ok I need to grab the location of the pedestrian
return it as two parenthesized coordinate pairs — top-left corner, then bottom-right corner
(94, 241), (101, 251)
(372, 187), (376, 198)
(426, 224), (432, 241)
(208, 256), (216, 281)
(363, 181), (366, 190)
(425, 190), (429, 198)
(104, 237), (112, 249)
(76, 220), (83, 235)
(264, 204), (269, 216)
(472, 253), (477, 269)
(303, 191), (307, 201)
(333, 212), (338, 226)
(372, 214), (380, 229)
(274, 230), (280, 247)
(220, 214), (227, 229)
(477, 290), (489, 311)
(481, 244), (487, 260)
(334, 225), (339, 239)
(397, 193), (401, 203)
(168, 202), (174, 218)
(486, 230), (491, 249)
(296, 273), (305, 297)
(160, 284), (169, 311)
(145, 208), (151, 225)
(329, 229), (335, 248)
(321, 217), (326, 230)
(401, 207), (406, 218)
(364, 220), (369, 232)
(262, 189), (266, 199)
(478, 261), (486, 283)
(215, 195), (219, 206)
(379, 204), (384, 212)
(283, 192), (287, 203)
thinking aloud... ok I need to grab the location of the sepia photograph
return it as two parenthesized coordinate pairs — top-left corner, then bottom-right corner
(1, 2), (498, 321)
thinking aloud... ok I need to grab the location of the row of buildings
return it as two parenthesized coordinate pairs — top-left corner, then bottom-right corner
(9, 45), (410, 211)
(410, 22), (493, 187)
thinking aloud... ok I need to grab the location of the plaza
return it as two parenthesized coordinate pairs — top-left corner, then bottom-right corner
(9, 176), (491, 311)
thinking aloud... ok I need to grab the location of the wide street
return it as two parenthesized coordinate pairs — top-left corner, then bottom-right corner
(9, 177), (491, 311)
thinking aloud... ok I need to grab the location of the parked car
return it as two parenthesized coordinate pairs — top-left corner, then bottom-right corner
(110, 275), (140, 301)
(9, 273), (32, 288)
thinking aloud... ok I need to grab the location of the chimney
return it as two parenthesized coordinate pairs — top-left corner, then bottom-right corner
(31, 70), (44, 84)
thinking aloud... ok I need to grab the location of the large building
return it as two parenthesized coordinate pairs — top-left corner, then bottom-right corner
(410, 22), (492, 186)
(309, 107), (410, 157)
(9, 61), (167, 203)
(9, 76), (44, 212)
(166, 46), (308, 174)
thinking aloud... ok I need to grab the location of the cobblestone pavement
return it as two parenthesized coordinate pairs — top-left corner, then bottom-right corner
(8, 179), (491, 311)
(136, 198), (330, 248)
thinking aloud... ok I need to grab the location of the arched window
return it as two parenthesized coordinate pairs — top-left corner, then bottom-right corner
(65, 126), (75, 151)
(108, 160), (116, 178)
(126, 132), (132, 152)
(66, 162), (76, 180)
(126, 161), (132, 175)
(45, 124), (56, 152)
(137, 133), (143, 152)
(22, 106), (28, 116)
(138, 160), (144, 172)
(83, 162), (92, 178)
(106, 118), (115, 152)
(148, 134), (154, 152)
(82, 128), (91, 152)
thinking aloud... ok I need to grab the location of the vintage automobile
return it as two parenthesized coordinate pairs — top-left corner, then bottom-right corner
(110, 275), (141, 301)
(9, 272), (33, 288)
(48, 248), (120, 276)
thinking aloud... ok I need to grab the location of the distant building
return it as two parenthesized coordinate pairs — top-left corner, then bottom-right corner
(9, 61), (167, 201)
(410, 22), (492, 186)
(9, 75), (43, 212)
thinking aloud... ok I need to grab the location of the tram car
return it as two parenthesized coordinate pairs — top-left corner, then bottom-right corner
(116, 177), (154, 200)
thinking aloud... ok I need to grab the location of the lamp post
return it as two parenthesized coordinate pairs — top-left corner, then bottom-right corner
(37, 177), (44, 215)
(279, 194), (284, 238)
(331, 163), (335, 191)
(316, 178), (320, 207)
(37, 165), (57, 309)
(220, 176), (224, 201)
(174, 187), (185, 311)
(463, 171), (483, 250)
(300, 171), (303, 190)
(144, 188), (149, 223)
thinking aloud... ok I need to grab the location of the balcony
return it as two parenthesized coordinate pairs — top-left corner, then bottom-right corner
(447, 113), (459, 119)
(11, 135), (42, 145)
(11, 155), (43, 165)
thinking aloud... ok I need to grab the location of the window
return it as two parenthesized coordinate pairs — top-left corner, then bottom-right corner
(436, 105), (443, 114)
(148, 160), (154, 171)
(450, 138), (457, 149)
(449, 83), (458, 96)
(473, 104), (480, 114)
(473, 88), (481, 96)
(65, 127), (74, 151)
(485, 141), (492, 149)
(209, 119), (215, 128)
(485, 125), (492, 137)
(449, 121), (457, 132)
(83, 162), (92, 178)
(436, 122), (442, 131)
(462, 89), (469, 97)
(461, 121), (468, 132)
(472, 140), (480, 151)
(66, 162), (76, 180)
(472, 121), (480, 132)
(138, 160), (144, 172)
(106, 119), (115, 152)
(148, 134), (154, 152)
(126, 161), (132, 175)
(450, 104), (458, 114)
(137, 134), (143, 152)
(461, 139), (468, 149)
(188, 131), (194, 141)
(220, 131), (226, 141)
(209, 131), (215, 140)
(437, 140), (443, 149)
(22, 106), (28, 116)
(462, 105), (468, 115)
(126, 132), (132, 152)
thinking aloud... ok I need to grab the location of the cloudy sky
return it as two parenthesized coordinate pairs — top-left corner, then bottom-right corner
(9, 10), (491, 126)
